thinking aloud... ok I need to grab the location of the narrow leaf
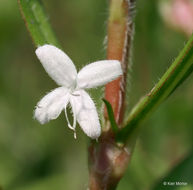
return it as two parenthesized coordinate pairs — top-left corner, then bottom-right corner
(18, 0), (60, 47)
(103, 98), (119, 133)
(117, 34), (193, 143)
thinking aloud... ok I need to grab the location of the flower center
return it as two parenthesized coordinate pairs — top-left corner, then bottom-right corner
(69, 80), (77, 93)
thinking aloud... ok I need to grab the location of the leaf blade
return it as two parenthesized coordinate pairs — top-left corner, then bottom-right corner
(103, 98), (119, 133)
(117, 34), (193, 143)
(18, 0), (60, 47)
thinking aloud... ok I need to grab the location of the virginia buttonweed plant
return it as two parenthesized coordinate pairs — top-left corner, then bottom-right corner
(17, 0), (193, 189)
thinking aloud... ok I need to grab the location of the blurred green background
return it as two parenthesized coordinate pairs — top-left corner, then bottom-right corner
(0, 0), (193, 189)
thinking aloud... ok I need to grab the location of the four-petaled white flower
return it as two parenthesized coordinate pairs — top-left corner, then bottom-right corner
(34, 44), (122, 139)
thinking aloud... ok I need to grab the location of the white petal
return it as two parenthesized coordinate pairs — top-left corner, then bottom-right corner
(35, 45), (77, 88)
(34, 87), (69, 124)
(70, 90), (101, 139)
(77, 60), (122, 89)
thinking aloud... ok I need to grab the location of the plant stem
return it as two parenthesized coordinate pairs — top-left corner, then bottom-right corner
(104, 0), (134, 126)
(18, 0), (60, 48)
(117, 34), (193, 143)
(88, 134), (131, 190)
(88, 1), (135, 189)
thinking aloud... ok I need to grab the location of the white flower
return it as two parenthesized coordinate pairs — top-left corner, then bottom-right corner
(34, 44), (122, 139)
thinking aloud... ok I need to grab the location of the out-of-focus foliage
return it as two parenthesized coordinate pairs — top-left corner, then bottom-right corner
(0, 0), (192, 190)
(152, 150), (193, 190)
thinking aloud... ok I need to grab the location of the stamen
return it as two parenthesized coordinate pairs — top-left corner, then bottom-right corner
(64, 106), (74, 130)
(68, 124), (74, 130)
(71, 93), (80, 96)
(74, 131), (77, 139)
(65, 105), (77, 139)
(71, 103), (77, 139)
(72, 106), (77, 130)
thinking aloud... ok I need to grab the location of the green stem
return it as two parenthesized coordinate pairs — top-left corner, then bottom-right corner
(117, 34), (193, 143)
(18, 0), (60, 48)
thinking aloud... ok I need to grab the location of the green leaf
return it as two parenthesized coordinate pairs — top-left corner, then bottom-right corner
(152, 150), (193, 190)
(18, 0), (60, 47)
(117, 34), (193, 143)
(103, 98), (119, 133)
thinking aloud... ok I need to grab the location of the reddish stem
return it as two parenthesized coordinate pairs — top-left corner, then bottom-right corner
(88, 1), (135, 189)
(104, 0), (134, 125)
(88, 134), (131, 190)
